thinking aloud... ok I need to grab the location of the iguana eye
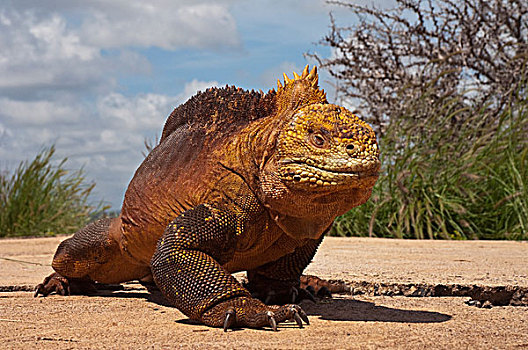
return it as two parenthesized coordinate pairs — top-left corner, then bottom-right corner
(310, 134), (326, 148)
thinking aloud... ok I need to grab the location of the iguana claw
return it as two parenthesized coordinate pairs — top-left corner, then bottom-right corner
(292, 308), (303, 328)
(298, 307), (310, 325)
(287, 305), (309, 327)
(34, 272), (97, 297)
(223, 308), (236, 332)
(267, 311), (277, 331)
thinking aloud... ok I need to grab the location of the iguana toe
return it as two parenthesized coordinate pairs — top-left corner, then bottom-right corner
(203, 296), (309, 331)
(34, 272), (97, 297)
(223, 307), (236, 332)
(274, 304), (309, 327)
(290, 306), (307, 328)
(267, 311), (277, 331)
(34, 272), (70, 297)
(296, 305), (310, 325)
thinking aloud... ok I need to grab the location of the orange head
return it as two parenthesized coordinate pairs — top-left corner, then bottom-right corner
(257, 66), (380, 237)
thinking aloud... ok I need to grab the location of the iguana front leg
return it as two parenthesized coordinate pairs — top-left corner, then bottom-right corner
(150, 204), (308, 331)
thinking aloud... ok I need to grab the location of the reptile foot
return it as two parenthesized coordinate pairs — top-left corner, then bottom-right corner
(204, 296), (309, 331)
(301, 274), (349, 297)
(34, 272), (96, 297)
(34, 272), (70, 297)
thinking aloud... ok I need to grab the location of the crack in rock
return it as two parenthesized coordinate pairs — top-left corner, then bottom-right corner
(332, 280), (528, 307)
(2, 280), (527, 307)
(301, 276), (528, 307)
(0, 285), (34, 292)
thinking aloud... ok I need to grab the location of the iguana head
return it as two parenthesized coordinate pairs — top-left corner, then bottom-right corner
(277, 103), (380, 191)
(259, 66), (380, 238)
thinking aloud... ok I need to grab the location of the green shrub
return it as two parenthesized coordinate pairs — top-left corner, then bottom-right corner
(314, 0), (527, 240)
(332, 92), (528, 240)
(0, 146), (107, 237)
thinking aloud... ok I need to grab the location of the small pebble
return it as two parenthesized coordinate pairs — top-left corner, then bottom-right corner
(481, 300), (493, 309)
(465, 299), (481, 307)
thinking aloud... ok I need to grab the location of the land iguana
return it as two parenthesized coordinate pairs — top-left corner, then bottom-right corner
(34, 66), (380, 331)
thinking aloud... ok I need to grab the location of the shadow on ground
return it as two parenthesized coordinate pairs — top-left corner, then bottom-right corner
(301, 297), (451, 323)
(87, 284), (451, 325)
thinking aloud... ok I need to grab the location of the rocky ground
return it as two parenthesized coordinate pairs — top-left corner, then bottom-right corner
(1, 236), (527, 349)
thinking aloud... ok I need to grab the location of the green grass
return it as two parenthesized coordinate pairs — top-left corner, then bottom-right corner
(0, 146), (108, 237)
(332, 91), (528, 240)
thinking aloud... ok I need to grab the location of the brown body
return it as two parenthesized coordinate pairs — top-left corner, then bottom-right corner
(117, 101), (300, 271)
(35, 66), (380, 330)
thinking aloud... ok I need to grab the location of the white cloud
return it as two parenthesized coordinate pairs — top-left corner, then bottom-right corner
(0, 98), (83, 125)
(0, 121), (12, 143)
(80, 2), (240, 50)
(3, 1), (240, 51)
(0, 1), (238, 98)
(0, 9), (122, 95)
(28, 14), (98, 61)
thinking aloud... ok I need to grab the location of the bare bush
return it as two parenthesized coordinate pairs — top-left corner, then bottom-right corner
(308, 0), (528, 136)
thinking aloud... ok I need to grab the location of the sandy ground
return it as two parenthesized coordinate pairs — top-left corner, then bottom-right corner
(1, 236), (527, 349)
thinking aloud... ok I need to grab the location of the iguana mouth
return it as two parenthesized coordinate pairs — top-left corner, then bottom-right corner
(280, 160), (379, 186)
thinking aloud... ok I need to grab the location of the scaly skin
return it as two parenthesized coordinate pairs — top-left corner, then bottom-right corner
(35, 66), (380, 331)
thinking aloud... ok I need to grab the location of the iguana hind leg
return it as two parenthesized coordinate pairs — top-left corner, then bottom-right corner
(150, 204), (309, 331)
(245, 234), (325, 305)
(35, 218), (150, 296)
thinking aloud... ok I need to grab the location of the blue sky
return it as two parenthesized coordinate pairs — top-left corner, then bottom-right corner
(0, 0), (389, 209)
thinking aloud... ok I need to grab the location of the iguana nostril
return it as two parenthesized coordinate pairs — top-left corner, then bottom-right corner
(346, 144), (355, 155)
